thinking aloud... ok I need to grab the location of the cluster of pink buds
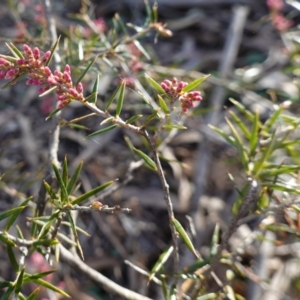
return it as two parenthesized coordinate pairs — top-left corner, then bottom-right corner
(161, 77), (202, 113)
(267, 0), (293, 31)
(0, 44), (84, 109)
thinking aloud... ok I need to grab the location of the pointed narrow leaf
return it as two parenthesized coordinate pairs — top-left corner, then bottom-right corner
(149, 246), (173, 283)
(45, 36), (61, 66)
(1, 73), (27, 90)
(181, 259), (209, 273)
(105, 83), (123, 111)
(75, 55), (98, 86)
(0, 206), (26, 222)
(133, 40), (151, 60)
(44, 181), (58, 200)
(52, 162), (68, 203)
(210, 223), (219, 257)
(67, 160), (83, 194)
(8, 43), (24, 59)
(7, 244), (19, 273)
(15, 266), (25, 294)
(37, 210), (60, 239)
(66, 211), (84, 260)
(71, 180), (114, 205)
(16, 225), (24, 239)
(182, 75), (209, 93)
(208, 125), (235, 146)
(158, 95), (169, 114)
(138, 91), (150, 105)
(229, 98), (255, 121)
(161, 276), (168, 300)
(39, 86), (57, 98)
(116, 80), (126, 117)
(226, 117), (249, 169)
(115, 13), (129, 36)
(125, 114), (143, 124)
(27, 287), (41, 300)
(25, 269), (57, 281)
(32, 238), (59, 247)
(249, 110), (260, 157)
(171, 217), (199, 258)
(1, 284), (15, 300)
(253, 131), (276, 176)
(30, 278), (70, 298)
(90, 73), (99, 104)
(62, 156), (68, 186)
(83, 92), (98, 103)
(6, 197), (31, 231)
(6, 43), (23, 59)
(145, 74), (166, 94)
(143, 109), (161, 126)
(261, 105), (282, 135)
(163, 124), (187, 130)
(86, 125), (117, 139)
(133, 148), (157, 171)
(227, 110), (250, 140)
(45, 108), (62, 121)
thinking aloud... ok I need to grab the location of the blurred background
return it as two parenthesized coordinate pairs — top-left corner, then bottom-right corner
(1, 0), (300, 299)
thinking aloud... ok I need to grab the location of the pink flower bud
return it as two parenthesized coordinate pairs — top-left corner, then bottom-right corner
(0, 58), (9, 66)
(42, 51), (51, 62)
(64, 64), (71, 74)
(63, 71), (71, 83)
(161, 82), (169, 92)
(23, 44), (33, 56)
(44, 67), (52, 76)
(177, 81), (185, 92)
(17, 59), (26, 65)
(69, 88), (79, 97)
(0, 71), (6, 79)
(5, 69), (16, 79)
(172, 77), (178, 84)
(76, 82), (83, 93)
(33, 47), (40, 59)
(47, 76), (57, 85)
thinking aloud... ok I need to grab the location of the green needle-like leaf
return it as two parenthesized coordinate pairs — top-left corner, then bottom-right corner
(1, 284), (15, 300)
(86, 125), (118, 139)
(116, 80), (126, 117)
(157, 95), (169, 114)
(7, 43), (24, 59)
(45, 36), (61, 66)
(249, 109), (260, 157)
(75, 55), (98, 86)
(182, 75), (209, 93)
(145, 74), (166, 94)
(171, 217), (199, 258)
(90, 74), (99, 104)
(27, 287), (41, 300)
(5, 197), (31, 231)
(105, 83), (122, 111)
(0, 206), (27, 223)
(67, 160), (83, 194)
(30, 278), (70, 298)
(7, 244), (19, 273)
(133, 148), (157, 171)
(66, 211), (84, 260)
(15, 266), (25, 294)
(163, 124), (187, 130)
(210, 223), (219, 258)
(62, 156), (68, 186)
(148, 245), (173, 283)
(44, 181), (58, 200)
(71, 180), (114, 205)
(52, 162), (68, 204)
(125, 114), (143, 124)
(45, 108), (62, 121)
